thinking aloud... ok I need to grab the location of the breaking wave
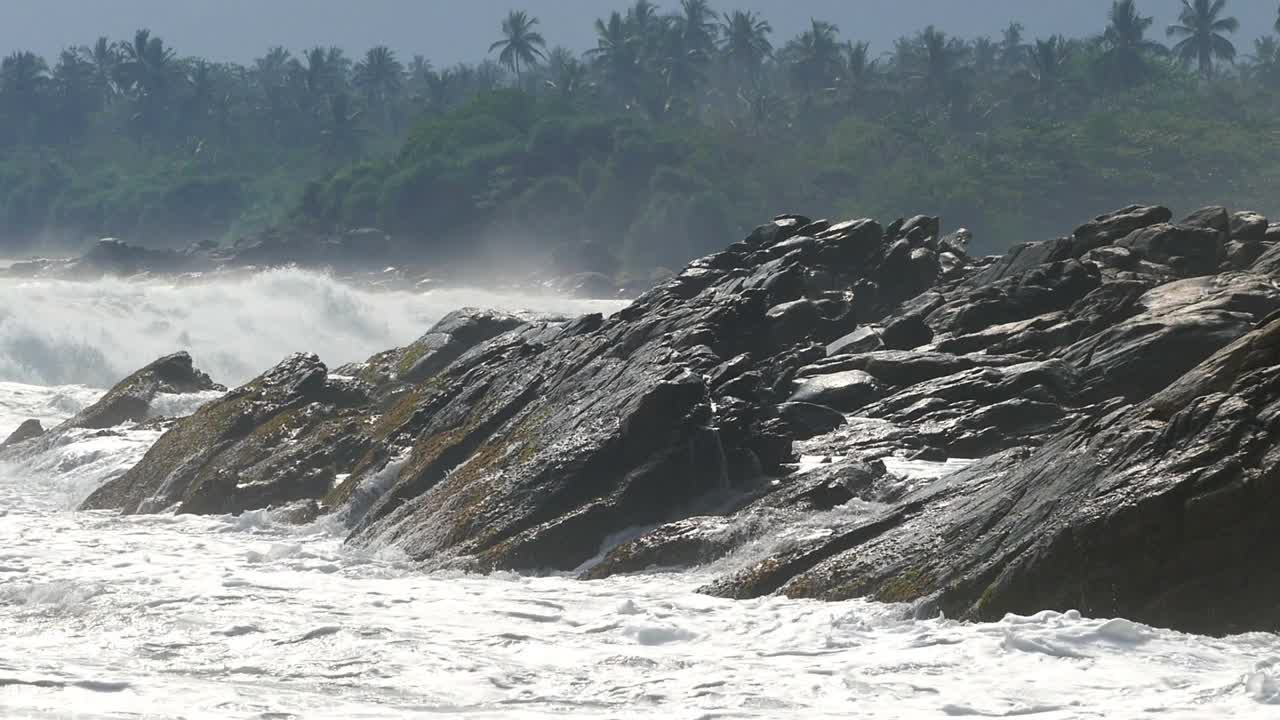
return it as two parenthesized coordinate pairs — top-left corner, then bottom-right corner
(0, 268), (625, 388)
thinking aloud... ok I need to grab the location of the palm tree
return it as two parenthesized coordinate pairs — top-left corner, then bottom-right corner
(972, 36), (1000, 77)
(301, 46), (340, 99)
(674, 0), (718, 59)
(784, 19), (842, 95)
(1028, 35), (1073, 103)
(834, 41), (880, 111)
(78, 37), (119, 103)
(118, 29), (180, 134)
(1099, 0), (1168, 88)
(587, 11), (642, 102)
(1000, 22), (1029, 67)
(543, 46), (590, 104)
(626, 0), (663, 53)
(489, 10), (547, 83)
(1166, 0), (1239, 77)
(252, 46), (294, 140)
(1, 51), (49, 141)
(718, 10), (773, 85)
(915, 26), (968, 101)
(1248, 35), (1280, 88)
(657, 10), (712, 99)
(325, 47), (353, 86)
(180, 59), (220, 138)
(353, 46), (404, 128)
(421, 67), (459, 111)
(46, 49), (101, 142)
(473, 60), (507, 92)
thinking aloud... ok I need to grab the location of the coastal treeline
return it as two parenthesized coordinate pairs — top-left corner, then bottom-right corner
(3, 0), (1280, 275)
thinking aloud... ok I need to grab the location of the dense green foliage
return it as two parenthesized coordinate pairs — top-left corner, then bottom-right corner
(4, 0), (1280, 275)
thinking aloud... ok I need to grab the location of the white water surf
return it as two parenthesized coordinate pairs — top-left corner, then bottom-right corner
(0, 269), (624, 388)
(1, 275), (1278, 719)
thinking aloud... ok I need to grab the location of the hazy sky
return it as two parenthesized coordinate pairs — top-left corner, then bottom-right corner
(2, 1), (1275, 65)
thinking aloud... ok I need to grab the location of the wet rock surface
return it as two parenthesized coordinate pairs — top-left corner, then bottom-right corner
(80, 203), (1280, 635)
(68, 352), (223, 431)
(1, 419), (45, 449)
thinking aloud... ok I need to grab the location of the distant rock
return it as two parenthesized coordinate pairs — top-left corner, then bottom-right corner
(1, 419), (44, 449)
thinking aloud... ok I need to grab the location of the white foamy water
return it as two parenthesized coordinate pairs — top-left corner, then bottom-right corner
(1, 276), (1279, 719)
(0, 270), (624, 387)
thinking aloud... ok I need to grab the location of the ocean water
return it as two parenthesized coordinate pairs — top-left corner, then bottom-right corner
(0, 269), (623, 388)
(1, 274), (1278, 719)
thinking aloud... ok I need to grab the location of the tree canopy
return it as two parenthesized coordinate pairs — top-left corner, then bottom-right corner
(2, 0), (1278, 280)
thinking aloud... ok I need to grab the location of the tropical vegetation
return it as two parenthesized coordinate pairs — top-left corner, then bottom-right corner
(4, 0), (1280, 278)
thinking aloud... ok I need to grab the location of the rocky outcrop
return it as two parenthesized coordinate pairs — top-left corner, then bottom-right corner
(702, 314), (1280, 635)
(1, 419), (44, 449)
(81, 352), (369, 514)
(79, 202), (1280, 635)
(68, 352), (223, 430)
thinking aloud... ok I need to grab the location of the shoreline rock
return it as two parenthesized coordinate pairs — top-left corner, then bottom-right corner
(74, 202), (1280, 635)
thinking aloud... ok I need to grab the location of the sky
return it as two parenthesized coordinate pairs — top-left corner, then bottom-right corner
(2, 0), (1275, 65)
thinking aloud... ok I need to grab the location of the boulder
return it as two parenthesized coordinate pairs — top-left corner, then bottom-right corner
(881, 315), (933, 350)
(1115, 223), (1223, 276)
(1251, 242), (1280, 275)
(342, 308), (530, 392)
(1060, 274), (1280, 403)
(926, 259), (1102, 338)
(788, 370), (883, 412)
(1229, 211), (1268, 243)
(1180, 206), (1230, 234)
(1071, 204), (1172, 253)
(81, 353), (371, 515)
(68, 352), (223, 430)
(1, 419), (44, 449)
(779, 402), (847, 439)
(1224, 240), (1266, 270)
(826, 326), (884, 356)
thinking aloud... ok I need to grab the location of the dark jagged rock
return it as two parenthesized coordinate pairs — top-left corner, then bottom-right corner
(704, 314), (1280, 635)
(1250, 242), (1280, 275)
(787, 370), (883, 412)
(1115, 223), (1223, 276)
(826, 326), (884, 356)
(1071, 204), (1172, 254)
(924, 259), (1101, 338)
(341, 308), (531, 393)
(778, 402), (846, 439)
(1230, 211), (1268, 243)
(73, 238), (196, 277)
(80, 353), (373, 514)
(69, 352), (223, 431)
(83, 202), (1280, 635)
(1, 419), (44, 448)
(1225, 240), (1266, 270)
(1059, 274), (1280, 403)
(880, 315), (932, 350)
(1180, 206), (1230, 234)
